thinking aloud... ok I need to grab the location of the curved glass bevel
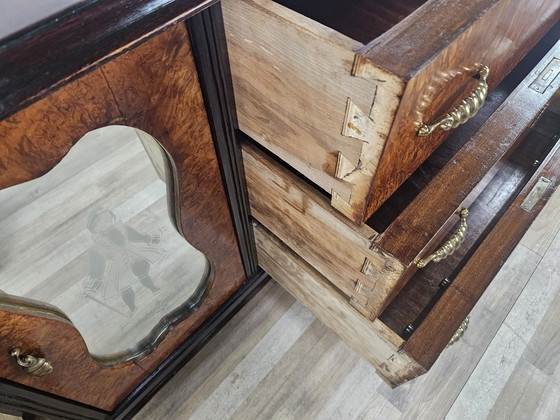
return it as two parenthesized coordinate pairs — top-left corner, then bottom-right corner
(0, 126), (212, 364)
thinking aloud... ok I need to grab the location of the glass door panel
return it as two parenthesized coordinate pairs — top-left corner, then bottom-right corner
(0, 125), (212, 364)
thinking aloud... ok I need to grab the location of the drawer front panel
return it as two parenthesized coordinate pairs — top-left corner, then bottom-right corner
(374, 36), (560, 311)
(363, 0), (560, 218)
(405, 140), (560, 368)
(387, 39), (560, 372)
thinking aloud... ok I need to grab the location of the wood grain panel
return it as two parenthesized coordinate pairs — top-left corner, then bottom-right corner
(108, 25), (246, 376)
(242, 142), (405, 319)
(0, 24), (245, 410)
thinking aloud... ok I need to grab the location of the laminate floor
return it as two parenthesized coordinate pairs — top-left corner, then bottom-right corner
(133, 188), (560, 419)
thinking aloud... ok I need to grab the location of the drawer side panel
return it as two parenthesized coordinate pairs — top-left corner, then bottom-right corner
(223, 0), (405, 222)
(243, 142), (405, 319)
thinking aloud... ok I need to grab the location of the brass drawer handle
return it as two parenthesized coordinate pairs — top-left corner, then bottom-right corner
(447, 316), (470, 348)
(415, 208), (469, 268)
(418, 66), (490, 136)
(10, 347), (53, 377)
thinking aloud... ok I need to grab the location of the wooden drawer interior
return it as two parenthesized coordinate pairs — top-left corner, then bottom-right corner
(273, 0), (427, 44)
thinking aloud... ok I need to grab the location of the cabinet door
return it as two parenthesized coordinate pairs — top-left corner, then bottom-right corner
(0, 21), (247, 412)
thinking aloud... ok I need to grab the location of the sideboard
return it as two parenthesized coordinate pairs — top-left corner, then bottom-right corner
(1, 0), (560, 418)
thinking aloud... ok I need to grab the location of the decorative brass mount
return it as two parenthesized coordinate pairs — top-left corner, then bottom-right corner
(418, 66), (490, 136)
(415, 208), (469, 268)
(10, 347), (53, 377)
(447, 316), (470, 348)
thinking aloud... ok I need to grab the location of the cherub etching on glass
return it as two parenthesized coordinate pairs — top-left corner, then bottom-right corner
(82, 209), (166, 316)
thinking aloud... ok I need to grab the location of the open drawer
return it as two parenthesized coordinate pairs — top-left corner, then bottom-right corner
(246, 35), (560, 385)
(223, 0), (560, 224)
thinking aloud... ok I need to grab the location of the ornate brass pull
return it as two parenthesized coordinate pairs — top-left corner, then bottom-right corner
(10, 347), (53, 377)
(447, 316), (470, 348)
(415, 208), (469, 268)
(418, 66), (490, 136)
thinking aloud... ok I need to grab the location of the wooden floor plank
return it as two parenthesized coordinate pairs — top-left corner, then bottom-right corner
(520, 185), (560, 256)
(446, 322), (531, 420)
(186, 301), (315, 420)
(532, 363), (560, 419)
(488, 359), (549, 420)
(230, 319), (355, 420)
(485, 273), (560, 419)
(135, 281), (296, 419)
(313, 358), (391, 419)
(447, 233), (560, 419)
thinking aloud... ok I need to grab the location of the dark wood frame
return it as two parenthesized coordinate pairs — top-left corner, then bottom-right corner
(0, 3), (266, 419)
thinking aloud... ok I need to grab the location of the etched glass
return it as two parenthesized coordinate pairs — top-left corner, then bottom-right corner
(0, 126), (211, 364)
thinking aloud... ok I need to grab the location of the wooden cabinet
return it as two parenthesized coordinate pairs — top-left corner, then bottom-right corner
(1, 0), (559, 417)
(239, 21), (560, 385)
(222, 0), (560, 223)
(0, 2), (264, 419)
